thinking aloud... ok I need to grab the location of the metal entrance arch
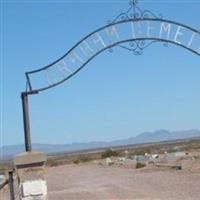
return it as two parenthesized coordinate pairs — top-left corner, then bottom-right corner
(21, 0), (200, 151)
(25, 19), (200, 93)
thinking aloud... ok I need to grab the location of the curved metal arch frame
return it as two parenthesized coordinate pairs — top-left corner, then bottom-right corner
(26, 18), (200, 93)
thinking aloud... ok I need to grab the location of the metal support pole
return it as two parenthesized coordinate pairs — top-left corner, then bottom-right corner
(0, 180), (8, 190)
(21, 92), (32, 152)
(8, 171), (15, 200)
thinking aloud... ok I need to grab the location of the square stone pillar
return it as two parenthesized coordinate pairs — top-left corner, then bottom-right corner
(14, 152), (48, 200)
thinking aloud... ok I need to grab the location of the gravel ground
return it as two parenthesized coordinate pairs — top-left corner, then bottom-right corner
(1, 163), (200, 200)
(47, 163), (200, 200)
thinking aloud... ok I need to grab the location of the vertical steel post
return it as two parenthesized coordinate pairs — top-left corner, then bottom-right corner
(21, 92), (32, 152)
(8, 171), (15, 200)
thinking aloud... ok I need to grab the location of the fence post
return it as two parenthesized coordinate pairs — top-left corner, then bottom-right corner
(8, 171), (15, 200)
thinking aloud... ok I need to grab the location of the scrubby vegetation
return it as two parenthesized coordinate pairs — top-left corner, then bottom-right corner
(132, 148), (151, 155)
(73, 160), (80, 164)
(136, 162), (146, 169)
(74, 156), (92, 164)
(101, 149), (119, 158)
(2, 138), (199, 169)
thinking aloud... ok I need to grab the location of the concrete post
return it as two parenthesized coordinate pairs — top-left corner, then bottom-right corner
(14, 152), (47, 200)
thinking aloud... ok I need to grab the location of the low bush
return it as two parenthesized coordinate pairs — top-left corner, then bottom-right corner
(136, 162), (146, 169)
(101, 149), (119, 158)
(73, 160), (80, 164)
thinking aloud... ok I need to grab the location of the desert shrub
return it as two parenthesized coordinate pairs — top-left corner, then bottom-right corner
(79, 156), (92, 163)
(132, 148), (151, 156)
(101, 149), (119, 158)
(73, 159), (80, 164)
(136, 162), (146, 169)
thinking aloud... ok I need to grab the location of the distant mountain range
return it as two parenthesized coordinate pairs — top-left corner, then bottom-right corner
(1, 129), (200, 160)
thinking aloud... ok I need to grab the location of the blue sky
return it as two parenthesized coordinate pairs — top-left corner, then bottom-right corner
(1, 0), (200, 148)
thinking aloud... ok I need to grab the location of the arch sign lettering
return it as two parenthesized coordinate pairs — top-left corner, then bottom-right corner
(25, 1), (200, 93)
